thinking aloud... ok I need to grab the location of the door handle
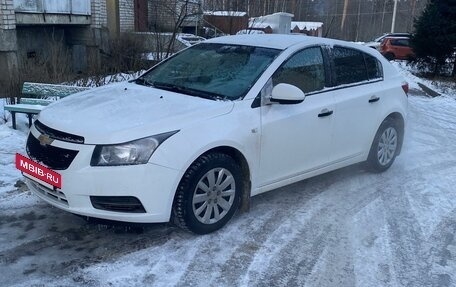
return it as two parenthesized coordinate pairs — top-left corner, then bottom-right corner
(318, 108), (333, 117)
(369, 95), (380, 103)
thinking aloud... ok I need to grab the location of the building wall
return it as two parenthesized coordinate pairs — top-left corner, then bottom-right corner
(0, 0), (110, 97)
(91, 0), (108, 29)
(148, 0), (176, 31)
(119, 0), (134, 32)
(148, 0), (201, 32)
(203, 15), (248, 35)
(0, 0), (15, 30)
(0, 0), (18, 97)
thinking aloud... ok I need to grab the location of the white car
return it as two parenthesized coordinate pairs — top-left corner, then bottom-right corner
(23, 35), (408, 234)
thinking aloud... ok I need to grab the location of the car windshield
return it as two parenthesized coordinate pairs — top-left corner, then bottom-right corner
(137, 43), (281, 101)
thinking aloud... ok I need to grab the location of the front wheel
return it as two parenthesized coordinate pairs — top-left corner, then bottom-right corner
(367, 119), (401, 172)
(173, 153), (242, 234)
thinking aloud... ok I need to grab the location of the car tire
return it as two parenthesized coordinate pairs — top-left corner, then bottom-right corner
(173, 153), (242, 234)
(367, 118), (401, 173)
(384, 52), (395, 61)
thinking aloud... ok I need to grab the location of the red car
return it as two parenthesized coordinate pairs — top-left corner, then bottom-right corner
(380, 37), (415, 60)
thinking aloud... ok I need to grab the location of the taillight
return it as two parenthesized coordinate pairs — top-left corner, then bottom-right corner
(401, 81), (409, 95)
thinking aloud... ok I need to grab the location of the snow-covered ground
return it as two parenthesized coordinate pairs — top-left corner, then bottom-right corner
(0, 64), (455, 286)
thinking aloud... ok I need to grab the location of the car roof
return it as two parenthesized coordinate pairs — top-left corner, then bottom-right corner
(375, 33), (410, 41)
(205, 34), (368, 51)
(386, 33), (410, 36)
(384, 36), (410, 40)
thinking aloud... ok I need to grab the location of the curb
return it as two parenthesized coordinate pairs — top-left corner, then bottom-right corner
(417, 82), (440, 97)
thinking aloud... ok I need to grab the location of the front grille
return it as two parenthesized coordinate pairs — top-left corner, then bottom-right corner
(34, 120), (84, 144)
(29, 180), (69, 206)
(26, 133), (79, 170)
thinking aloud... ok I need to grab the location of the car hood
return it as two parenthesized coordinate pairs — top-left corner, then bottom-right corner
(36, 82), (234, 144)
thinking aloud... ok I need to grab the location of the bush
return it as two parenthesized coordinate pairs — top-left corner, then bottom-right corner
(2, 32), (151, 99)
(411, 0), (456, 76)
(105, 33), (149, 74)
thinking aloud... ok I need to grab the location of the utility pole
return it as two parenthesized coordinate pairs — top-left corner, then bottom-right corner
(391, 0), (398, 33)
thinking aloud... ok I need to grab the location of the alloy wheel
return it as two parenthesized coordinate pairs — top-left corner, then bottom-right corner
(192, 168), (236, 224)
(377, 127), (398, 166)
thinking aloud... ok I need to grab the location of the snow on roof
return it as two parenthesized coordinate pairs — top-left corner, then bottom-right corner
(270, 12), (294, 17)
(204, 11), (247, 17)
(236, 29), (266, 35)
(291, 21), (323, 31)
(249, 21), (273, 29)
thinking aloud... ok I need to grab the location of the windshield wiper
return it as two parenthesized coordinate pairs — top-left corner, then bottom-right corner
(152, 82), (226, 101)
(134, 77), (153, 87)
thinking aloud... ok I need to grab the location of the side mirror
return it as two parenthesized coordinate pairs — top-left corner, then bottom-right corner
(270, 83), (305, 105)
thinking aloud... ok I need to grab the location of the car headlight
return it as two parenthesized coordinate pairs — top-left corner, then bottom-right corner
(90, 131), (178, 166)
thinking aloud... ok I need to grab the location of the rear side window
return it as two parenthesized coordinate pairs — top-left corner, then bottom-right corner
(364, 54), (383, 80)
(272, 47), (325, 94)
(333, 47), (368, 85)
(332, 46), (382, 85)
(390, 38), (410, 47)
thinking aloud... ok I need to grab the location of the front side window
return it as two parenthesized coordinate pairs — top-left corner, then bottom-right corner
(272, 47), (325, 94)
(138, 43), (281, 101)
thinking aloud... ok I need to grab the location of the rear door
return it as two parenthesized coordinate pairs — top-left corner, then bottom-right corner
(328, 46), (383, 162)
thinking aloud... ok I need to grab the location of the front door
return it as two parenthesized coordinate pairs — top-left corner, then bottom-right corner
(258, 47), (335, 187)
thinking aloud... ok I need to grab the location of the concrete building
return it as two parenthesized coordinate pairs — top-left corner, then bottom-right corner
(0, 0), (110, 97)
(0, 0), (206, 97)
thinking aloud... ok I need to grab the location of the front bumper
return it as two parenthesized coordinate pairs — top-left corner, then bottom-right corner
(25, 127), (181, 223)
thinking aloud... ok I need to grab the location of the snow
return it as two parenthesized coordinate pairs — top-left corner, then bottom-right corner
(175, 34), (206, 47)
(392, 61), (456, 99)
(291, 21), (323, 31)
(142, 52), (173, 61)
(1, 64), (456, 286)
(68, 70), (144, 88)
(236, 29), (266, 35)
(204, 11), (247, 17)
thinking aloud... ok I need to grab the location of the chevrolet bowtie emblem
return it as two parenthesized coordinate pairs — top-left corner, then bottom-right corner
(38, 134), (54, 146)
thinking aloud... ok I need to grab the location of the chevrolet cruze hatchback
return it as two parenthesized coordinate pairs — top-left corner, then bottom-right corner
(21, 35), (408, 234)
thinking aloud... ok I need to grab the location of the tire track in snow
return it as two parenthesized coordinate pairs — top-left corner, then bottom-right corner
(175, 180), (323, 287)
(427, 209), (456, 287)
(379, 182), (433, 287)
(237, 171), (383, 286)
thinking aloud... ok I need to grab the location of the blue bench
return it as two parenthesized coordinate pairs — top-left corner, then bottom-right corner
(4, 82), (90, 129)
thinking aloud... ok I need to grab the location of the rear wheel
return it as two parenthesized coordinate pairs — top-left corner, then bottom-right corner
(173, 153), (242, 234)
(367, 119), (401, 172)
